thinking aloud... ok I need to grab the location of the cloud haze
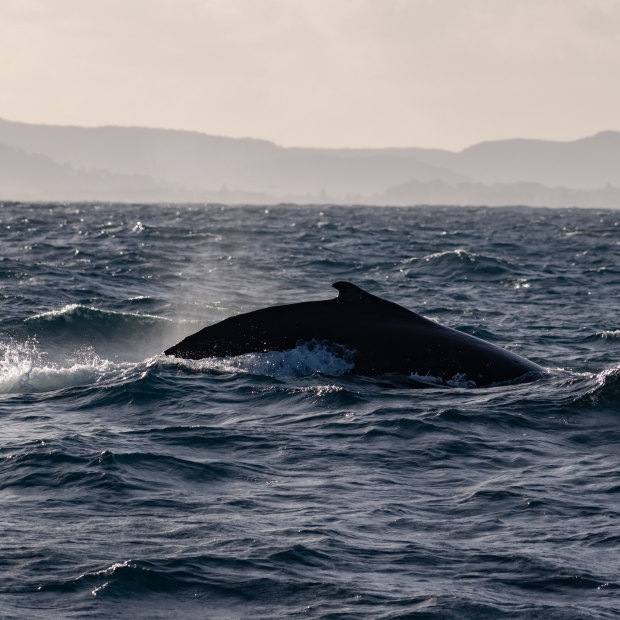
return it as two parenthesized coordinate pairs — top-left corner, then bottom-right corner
(1, 0), (619, 149)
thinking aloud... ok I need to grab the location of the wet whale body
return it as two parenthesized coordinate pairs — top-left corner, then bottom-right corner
(165, 282), (543, 386)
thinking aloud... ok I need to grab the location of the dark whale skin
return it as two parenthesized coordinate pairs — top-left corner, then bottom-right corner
(165, 282), (543, 386)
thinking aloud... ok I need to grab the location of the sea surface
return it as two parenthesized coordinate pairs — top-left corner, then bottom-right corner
(0, 202), (619, 619)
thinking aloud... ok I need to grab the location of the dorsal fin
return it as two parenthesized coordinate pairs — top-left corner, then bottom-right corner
(332, 281), (376, 303)
(331, 281), (429, 323)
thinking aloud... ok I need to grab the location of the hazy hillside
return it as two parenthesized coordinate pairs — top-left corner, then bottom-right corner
(0, 117), (618, 206)
(411, 132), (620, 189)
(0, 141), (184, 202)
(0, 118), (463, 198)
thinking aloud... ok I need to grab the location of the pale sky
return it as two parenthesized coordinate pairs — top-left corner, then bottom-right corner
(1, 0), (619, 150)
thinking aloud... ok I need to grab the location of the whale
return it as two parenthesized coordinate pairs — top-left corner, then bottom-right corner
(164, 281), (543, 386)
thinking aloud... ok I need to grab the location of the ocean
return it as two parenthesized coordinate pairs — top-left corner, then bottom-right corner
(0, 202), (618, 619)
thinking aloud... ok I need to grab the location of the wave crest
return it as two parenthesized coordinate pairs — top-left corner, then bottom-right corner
(0, 339), (129, 394)
(22, 304), (179, 362)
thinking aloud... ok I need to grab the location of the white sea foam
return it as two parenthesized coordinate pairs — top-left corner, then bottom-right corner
(28, 304), (83, 321)
(0, 339), (128, 394)
(409, 371), (478, 388)
(423, 248), (474, 262)
(167, 341), (356, 378)
(598, 330), (620, 339)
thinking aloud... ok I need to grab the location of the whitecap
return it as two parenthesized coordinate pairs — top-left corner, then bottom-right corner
(0, 339), (132, 394)
(165, 341), (356, 378)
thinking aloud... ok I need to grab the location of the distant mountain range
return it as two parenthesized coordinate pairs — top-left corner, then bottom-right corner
(1, 117), (619, 207)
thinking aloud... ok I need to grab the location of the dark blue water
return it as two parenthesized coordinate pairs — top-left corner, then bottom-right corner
(1, 203), (619, 619)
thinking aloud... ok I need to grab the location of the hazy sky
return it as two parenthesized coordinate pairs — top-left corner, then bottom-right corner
(1, 0), (619, 149)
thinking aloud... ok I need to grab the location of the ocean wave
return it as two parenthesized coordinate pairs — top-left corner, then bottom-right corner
(573, 365), (620, 407)
(420, 248), (514, 277)
(0, 338), (131, 395)
(575, 329), (620, 344)
(35, 555), (363, 612)
(595, 330), (620, 340)
(26, 304), (173, 337)
(0, 442), (264, 497)
(20, 305), (184, 363)
(3, 204), (620, 620)
(37, 559), (194, 596)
